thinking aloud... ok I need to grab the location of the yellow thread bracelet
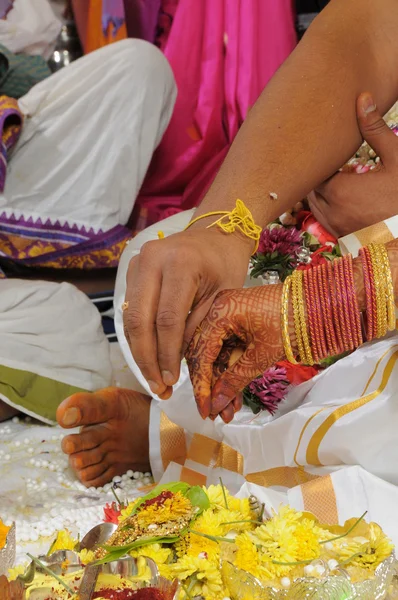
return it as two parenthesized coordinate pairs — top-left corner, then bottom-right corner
(184, 199), (262, 255)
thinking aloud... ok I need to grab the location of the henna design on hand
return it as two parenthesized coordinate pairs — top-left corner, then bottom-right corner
(186, 284), (284, 420)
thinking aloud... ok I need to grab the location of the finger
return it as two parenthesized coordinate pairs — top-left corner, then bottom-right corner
(211, 345), (262, 414)
(156, 262), (197, 386)
(220, 402), (235, 423)
(356, 92), (398, 164)
(232, 392), (243, 413)
(183, 296), (215, 355)
(123, 249), (167, 396)
(186, 319), (232, 420)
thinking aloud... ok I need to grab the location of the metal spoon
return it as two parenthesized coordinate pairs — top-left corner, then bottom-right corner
(78, 522), (118, 600)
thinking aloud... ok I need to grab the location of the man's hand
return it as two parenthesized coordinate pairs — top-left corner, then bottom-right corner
(309, 92), (398, 238)
(123, 226), (253, 400)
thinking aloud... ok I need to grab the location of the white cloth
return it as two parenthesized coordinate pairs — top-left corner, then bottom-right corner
(1, 39), (176, 233)
(0, 277), (112, 423)
(114, 211), (398, 544)
(0, 0), (61, 59)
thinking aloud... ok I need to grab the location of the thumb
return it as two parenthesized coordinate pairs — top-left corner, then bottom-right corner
(357, 92), (397, 163)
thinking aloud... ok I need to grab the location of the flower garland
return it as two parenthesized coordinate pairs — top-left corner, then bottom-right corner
(243, 203), (342, 415)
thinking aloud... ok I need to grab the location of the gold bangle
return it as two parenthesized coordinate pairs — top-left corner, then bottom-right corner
(292, 270), (314, 366)
(368, 243), (388, 338)
(281, 275), (298, 364)
(378, 244), (395, 331)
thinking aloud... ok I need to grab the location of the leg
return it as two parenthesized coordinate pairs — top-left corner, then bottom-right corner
(57, 387), (151, 487)
(0, 400), (19, 422)
(1, 39), (176, 232)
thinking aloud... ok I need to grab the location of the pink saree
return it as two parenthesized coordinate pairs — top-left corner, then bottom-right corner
(130, 0), (296, 230)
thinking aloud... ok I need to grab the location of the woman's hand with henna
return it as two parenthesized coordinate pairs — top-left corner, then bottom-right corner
(186, 284), (285, 423)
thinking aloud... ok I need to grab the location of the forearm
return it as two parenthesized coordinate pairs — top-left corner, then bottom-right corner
(196, 0), (398, 229)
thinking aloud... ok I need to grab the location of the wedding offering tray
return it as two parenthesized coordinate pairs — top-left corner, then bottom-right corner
(2, 482), (397, 599)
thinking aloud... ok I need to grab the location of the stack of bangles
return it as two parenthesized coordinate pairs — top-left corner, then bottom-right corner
(281, 242), (396, 365)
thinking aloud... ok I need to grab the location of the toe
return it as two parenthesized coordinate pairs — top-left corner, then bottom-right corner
(77, 462), (109, 486)
(83, 465), (119, 488)
(57, 388), (126, 429)
(61, 425), (109, 455)
(69, 446), (105, 471)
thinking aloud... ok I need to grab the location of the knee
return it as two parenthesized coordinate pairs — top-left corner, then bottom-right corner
(107, 39), (176, 95)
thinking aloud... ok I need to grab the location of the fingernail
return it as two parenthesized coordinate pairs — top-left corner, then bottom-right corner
(212, 394), (230, 414)
(362, 94), (376, 115)
(62, 407), (80, 427)
(147, 380), (160, 394)
(161, 370), (175, 386)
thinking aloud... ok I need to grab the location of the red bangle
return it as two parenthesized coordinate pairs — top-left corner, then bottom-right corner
(304, 269), (321, 363)
(316, 263), (337, 357)
(334, 257), (354, 352)
(345, 254), (363, 348)
(320, 262), (339, 356)
(326, 260), (344, 354)
(308, 265), (328, 360)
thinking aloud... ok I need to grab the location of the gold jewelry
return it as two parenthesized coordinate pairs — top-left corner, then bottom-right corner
(368, 243), (388, 338)
(184, 199), (262, 254)
(281, 275), (298, 364)
(122, 301), (129, 312)
(378, 244), (395, 331)
(292, 270), (314, 366)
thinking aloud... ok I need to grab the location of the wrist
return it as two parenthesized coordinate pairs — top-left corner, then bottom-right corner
(187, 215), (255, 258)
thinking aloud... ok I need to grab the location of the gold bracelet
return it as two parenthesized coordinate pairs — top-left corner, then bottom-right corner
(368, 243), (388, 338)
(378, 244), (395, 332)
(292, 270), (314, 365)
(281, 276), (298, 364)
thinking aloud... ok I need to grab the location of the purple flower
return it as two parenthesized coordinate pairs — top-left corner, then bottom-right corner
(257, 226), (302, 256)
(248, 366), (289, 414)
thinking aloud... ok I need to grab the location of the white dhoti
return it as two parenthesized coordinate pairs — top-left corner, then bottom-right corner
(115, 211), (398, 545)
(1, 38), (176, 234)
(0, 278), (112, 424)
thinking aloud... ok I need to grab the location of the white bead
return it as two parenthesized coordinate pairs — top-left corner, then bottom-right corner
(15, 441), (21, 447)
(324, 542), (333, 551)
(304, 565), (314, 576)
(12, 416), (19, 423)
(328, 559), (339, 571)
(133, 471), (140, 479)
(281, 578), (291, 589)
(24, 438), (30, 444)
(126, 470), (133, 477)
(314, 565), (325, 576)
(144, 472), (151, 477)
(113, 475), (122, 483)
(4, 454), (10, 461)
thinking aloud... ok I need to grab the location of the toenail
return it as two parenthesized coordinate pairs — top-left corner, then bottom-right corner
(62, 407), (80, 426)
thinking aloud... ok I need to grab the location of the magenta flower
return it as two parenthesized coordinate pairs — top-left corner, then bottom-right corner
(248, 366), (289, 414)
(257, 226), (302, 256)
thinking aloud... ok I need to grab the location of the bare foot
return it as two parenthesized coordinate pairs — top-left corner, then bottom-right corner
(0, 400), (20, 422)
(56, 387), (151, 488)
